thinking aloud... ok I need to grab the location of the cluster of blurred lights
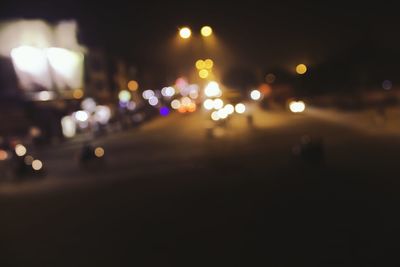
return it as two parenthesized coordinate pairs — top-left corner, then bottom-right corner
(61, 97), (112, 138)
(179, 26), (213, 39)
(209, 103), (244, 121)
(142, 89), (155, 100)
(289, 100), (306, 113)
(196, 59), (214, 79)
(170, 97), (196, 113)
(14, 144), (43, 171)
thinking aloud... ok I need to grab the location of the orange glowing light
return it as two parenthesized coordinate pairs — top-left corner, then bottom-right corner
(128, 80), (139, 91)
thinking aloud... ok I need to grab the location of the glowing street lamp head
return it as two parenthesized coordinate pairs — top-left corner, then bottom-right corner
(296, 64), (307, 75)
(204, 59), (214, 69)
(179, 27), (191, 39)
(195, 59), (205, 70)
(199, 69), (209, 79)
(201, 26), (213, 37)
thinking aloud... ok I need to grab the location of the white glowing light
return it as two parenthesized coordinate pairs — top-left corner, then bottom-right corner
(81, 98), (96, 113)
(204, 81), (222, 98)
(74, 110), (89, 122)
(203, 99), (214, 110)
(181, 97), (191, 106)
(224, 104), (234, 114)
(211, 111), (220, 121)
(127, 101), (136, 111)
(94, 105), (111, 124)
(149, 96), (159, 106)
(119, 90), (131, 102)
(10, 46), (48, 75)
(36, 91), (54, 101)
(171, 99), (181, 109)
(142, 90), (155, 100)
(2, 20), (85, 91)
(161, 87), (175, 97)
(179, 27), (191, 39)
(250, 89), (261, 100)
(15, 144), (27, 157)
(217, 108), (228, 119)
(235, 103), (246, 114)
(213, 98), (224, 110)
(61, 115), (76, 138)
(289, 101), (306, 113)
(46, 47), (83, 89)
(189, 90), (199, 99)
(32, 159), (43, 171)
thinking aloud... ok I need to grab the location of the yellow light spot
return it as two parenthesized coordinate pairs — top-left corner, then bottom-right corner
(179, 27), (191, 39)
(187, 103), (196, 113)
(201, 26), (213, 37)
(32, 159), (43, 171)
(94, 147), (105, 158)
(195, 60), (205, 70)
(204, 59), (214, 69)
(128, 80), (139, 91)
(296, 64), (307, 75)
(199, 69), (209, 79)
(73, 89), (83, 99)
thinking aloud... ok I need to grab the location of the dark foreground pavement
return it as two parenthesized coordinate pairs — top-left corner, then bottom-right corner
(1, 111), (400, 266)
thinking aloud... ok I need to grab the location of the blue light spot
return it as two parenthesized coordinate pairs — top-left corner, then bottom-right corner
(160, 106), (170, 116)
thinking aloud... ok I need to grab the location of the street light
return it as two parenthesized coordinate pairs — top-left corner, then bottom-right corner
(201, 26), (213, 37)
(179, 27), (192, 39)
(296, 64), (307, 75)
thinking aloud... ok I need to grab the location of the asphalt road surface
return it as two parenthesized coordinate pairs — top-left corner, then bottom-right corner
(1, 107), (400, 266)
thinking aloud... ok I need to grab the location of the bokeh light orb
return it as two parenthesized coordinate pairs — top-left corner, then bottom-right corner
(201, 26), (213, 37)
(235, 103), (246, 114)
(32, 159), (43, 171)
(94, 147), (105, 158)
(128, 80), (139, 91)
(179, 27), (191, 39)
(296, 64), (307, 75)
(203, 99), (214, 110)
(250, 89), (261, 100)
(160, 106), (170, 116)
(15, 144), (27, 157)
(199, 69), (209, 79)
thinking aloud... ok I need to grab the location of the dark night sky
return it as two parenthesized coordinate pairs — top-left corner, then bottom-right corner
(1, 1), (400, 71)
